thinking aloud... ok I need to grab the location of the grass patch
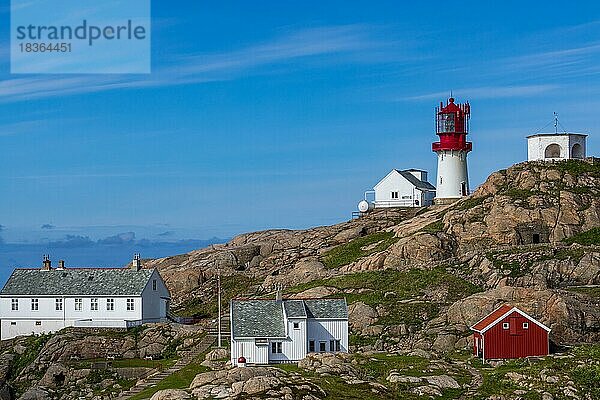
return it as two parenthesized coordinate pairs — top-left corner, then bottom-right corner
(288, 268), (481, 328)
(128, 361), (210, 400)
(420, 220), (444, 234)
(563, 227), (600, 246)
(451, 195), (490, 211)
(321, 231), (399, 269)
(567, 286), (600, 298)
(551, 159), (600, 176)
(10, 334), (51, 378)
(174, 274), (257, 318)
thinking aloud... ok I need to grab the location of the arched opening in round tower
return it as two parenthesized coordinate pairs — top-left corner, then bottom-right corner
(571, 143), (584, 159)
(544, 143), (561, 159)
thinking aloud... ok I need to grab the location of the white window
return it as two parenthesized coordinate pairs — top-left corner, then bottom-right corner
(11, 299), (18, 311)
(152, 280), (157, 291)
(401, 195), (412, 199)
(35, 321), (41, 326)
(309, 340), (315, 352)
(90, 298), (98, 311)
(31, 299), (38, 311)
(335, 340), (341, 351)
(523, 322), (529, 329)
(255, 338), (268, 346)
(75, 298), (82, 311)
(55, 298), (63, 311)
(502, 322), (509, 330)
(319, 341), (326, 352)
(391, 191), (399, 199)
(329, 340), (341, 352)
(106, 299), (114, 311)
(292, 322), (299, 329)
(127, 298), (135, 311)
(271, 342), (282, 354)
(10, 322), (16, 326)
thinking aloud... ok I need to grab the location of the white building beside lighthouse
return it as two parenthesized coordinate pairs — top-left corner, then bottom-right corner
(527, 133), (587, 161)
(432, 97), (472, 204)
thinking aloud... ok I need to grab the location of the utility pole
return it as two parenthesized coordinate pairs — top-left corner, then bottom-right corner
(217, 268), (222, 347)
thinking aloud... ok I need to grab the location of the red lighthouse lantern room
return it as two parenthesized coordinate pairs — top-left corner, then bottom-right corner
(432, 97), (472, 153)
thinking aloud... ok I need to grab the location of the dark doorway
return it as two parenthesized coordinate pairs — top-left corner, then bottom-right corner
(461, 182), (467, 196)
(532, 234), (540, 244)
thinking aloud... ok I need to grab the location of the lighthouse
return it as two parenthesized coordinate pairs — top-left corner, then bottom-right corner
(432, 97), (472, 204)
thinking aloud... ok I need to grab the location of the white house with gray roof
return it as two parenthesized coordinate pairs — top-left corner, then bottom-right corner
(370, 169), (436, 208)
(0, 255), (170, 340)
(230, 298), (348, 365)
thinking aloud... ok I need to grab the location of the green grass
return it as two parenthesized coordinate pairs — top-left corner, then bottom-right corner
(128, 361), (210, 400)
(420, 220), (444, 234)
(567, 286), (600, 298)
(563, 227), (600, 246)
(10, 334), (51, 378)
(321, 231), (399, 269)
(452, 195), (490, 211)
(551, 159), (600, 176)
(174, 274), (257, 318)
(287, 268), (481, 328)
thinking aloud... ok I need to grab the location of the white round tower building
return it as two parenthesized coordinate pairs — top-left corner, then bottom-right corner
(432, 97), (472, 204)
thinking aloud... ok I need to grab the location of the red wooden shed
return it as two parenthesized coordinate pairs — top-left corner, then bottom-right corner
(470, 304), (551, 361)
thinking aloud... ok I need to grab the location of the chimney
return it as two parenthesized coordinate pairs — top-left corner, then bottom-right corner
(57, 260), (66, 270)
(132, 253), (142, 271)
(275, 284), (282, 302)
(41, 255), (52, 271)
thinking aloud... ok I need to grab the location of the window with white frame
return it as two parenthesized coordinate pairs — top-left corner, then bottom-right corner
(75, 298), (82, 311)
(11, 299), (18, 311)
(55, 298), (63, 311)
(152, 280), (157, 291)
(271, 341), (282, 354)
(523, 322), (529, 329)
(106, 298), (114, 311)
(329, 339), (341, 352)
(293, 322), (299, 329)
(31, 299), (38, 311)
(502, 322), (509, 330)
(90, 298), (98, 311)
(319, 341), (326, 352)
(309, 340), (315, 352)
(127, 298), (135, 311)
(391, 191), (399, 199)
(35, 321), (41, 326)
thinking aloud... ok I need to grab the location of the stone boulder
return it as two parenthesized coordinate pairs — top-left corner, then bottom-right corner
(150, 389), (191, 400)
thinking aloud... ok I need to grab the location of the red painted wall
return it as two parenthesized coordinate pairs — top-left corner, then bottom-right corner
(479, 311), (549, 359)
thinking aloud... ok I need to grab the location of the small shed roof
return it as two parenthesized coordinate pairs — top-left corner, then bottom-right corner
(470, 304), (551, 333)
(231, 298), (348, 339)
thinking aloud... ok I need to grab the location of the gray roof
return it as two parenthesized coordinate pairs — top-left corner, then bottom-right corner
(0, 268), (155, 296)
(231, 298), (347, 339)
(527, 132), (588, 138)
(231, 300), (286, 338)
(304, 299), (348, 319)
(396, 170), (436, 191)
(283, 300), (306, 318)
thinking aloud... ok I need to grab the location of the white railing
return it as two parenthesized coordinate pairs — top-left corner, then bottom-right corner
(73, 319), (139, 328)
(374, 200), (423, 208)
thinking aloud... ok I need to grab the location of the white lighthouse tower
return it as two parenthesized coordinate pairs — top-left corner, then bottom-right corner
(432, 97), (472, 204)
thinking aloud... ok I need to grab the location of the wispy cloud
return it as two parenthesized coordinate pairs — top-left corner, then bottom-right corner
(402, 84), (560, 101)
(0, 25), (382, 103)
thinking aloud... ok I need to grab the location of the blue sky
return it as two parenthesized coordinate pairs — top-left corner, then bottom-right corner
(0, 1), (600, 268)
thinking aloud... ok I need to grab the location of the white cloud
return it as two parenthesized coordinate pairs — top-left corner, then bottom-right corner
(402, 84), (560, 101)
(0, 25), (381, 103)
